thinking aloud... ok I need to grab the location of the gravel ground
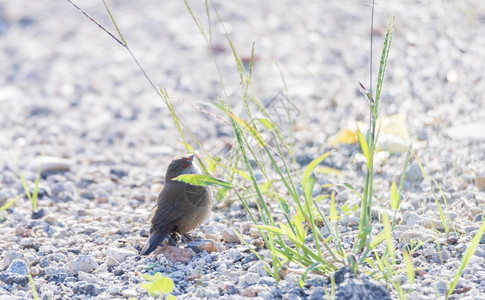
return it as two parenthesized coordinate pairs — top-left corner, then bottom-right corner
(1, 0), (485, 299)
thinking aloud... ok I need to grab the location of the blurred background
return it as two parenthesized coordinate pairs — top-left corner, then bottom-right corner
(0, 0), (484, 184)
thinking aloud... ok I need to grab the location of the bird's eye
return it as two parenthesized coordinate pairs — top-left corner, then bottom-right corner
(183, 157), (192, 169)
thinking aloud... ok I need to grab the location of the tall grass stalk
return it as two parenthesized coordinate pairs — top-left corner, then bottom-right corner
(355, 20), (394, 253)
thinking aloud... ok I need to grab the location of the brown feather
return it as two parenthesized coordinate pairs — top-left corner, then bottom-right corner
(140, 155), (212, 255)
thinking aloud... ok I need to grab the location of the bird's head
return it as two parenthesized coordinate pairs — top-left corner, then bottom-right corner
(165, 154), (197, 181)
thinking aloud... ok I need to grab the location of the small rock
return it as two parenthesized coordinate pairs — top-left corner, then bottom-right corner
(195, 287), (220, 298)
(239, 272), (259, 287)
(249, 226), (260, 238)
(239, 221), (254, 233)
(468, 255), (485, 265)
(3, 251), (23, 269)
(7, 259), (28, 275)
(110, 167), (128, 178)
(19, 238), (37, 248)
(446, 123), (485, 141)
(15, 225), (26, 236)
(334, 267), (391, 300)
(434, 280), (447, 295)
(224, 248), (243, 263)
(45, 267), (69, 282)
(187, 240), (222, 253)
(106, 247), (134, 262)
(31, 208), (46, 219)
(157, 246), (194, 263)
(340, 215), (360, 227)
(406, 162), (423, 183)
(38, 245), (57, 256)
(113, 269), (124, 276)
(476, 176), (485, 191)
(257, 276), (276, 286)
(72, 282), (99, 296)
(0, 272), (29, 286)
(219, 281), (238, 294)
(221, 228), (240, 243)
(104, 256), (120, 268)
(78, 271), (97, 283)
(248, 261), (268, 277)
(29, 156), (73, 173)
(44, 214), (58, 226)
(240, 285), (266, 297)
(422, 245), (436, 258)
(432, 250), (451, 263)
(447, 236), (458, 245)
(80, 191), (95, 200)
(241, 253), (259, 265)
(310, 286), (326, 300)
(121, 288), (138, 298)
(68, 255), (98, 275)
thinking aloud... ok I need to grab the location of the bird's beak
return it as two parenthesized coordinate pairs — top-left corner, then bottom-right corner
(187, 154), (195, 162)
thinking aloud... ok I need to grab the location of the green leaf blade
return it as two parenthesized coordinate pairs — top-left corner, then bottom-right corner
(173, 174), (232, 188)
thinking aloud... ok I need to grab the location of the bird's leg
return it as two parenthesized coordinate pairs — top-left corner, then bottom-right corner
(181, 233), (194, 242)
(166, 232), (180, 246)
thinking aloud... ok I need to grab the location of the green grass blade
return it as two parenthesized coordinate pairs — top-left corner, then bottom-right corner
(302, 152), (331, 187)
(413, 151), (449, 233)
(357, 130), (370, 166)
(330, 191), (337, 223)
(102, 0), (127, 46)
(0, 195), (21, 211)
(173, 174), (232, 188)
(228, 111), (266, 148)
(398, 143), (412, 197)
(19, 172), (33, 202)
(374, 19), (394, 110)
(447, 221), (485, 298)
(28, 271), (38, 300)
(403, 249), (415, 285)
(390, 181), (399, 210)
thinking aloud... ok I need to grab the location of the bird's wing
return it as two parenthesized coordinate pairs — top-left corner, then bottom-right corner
(148, 181), (200, 229)
(185, 184), (211, 207)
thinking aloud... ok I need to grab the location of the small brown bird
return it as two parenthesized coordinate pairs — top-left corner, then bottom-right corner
(140, 154), (212, 255)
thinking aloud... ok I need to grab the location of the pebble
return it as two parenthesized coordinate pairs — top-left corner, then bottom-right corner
(104, 256), (120, 268)
(28, 156), (73, 173)
(221, 228), (240, 243)
(6, 259), (28, 275)
(158, 246), (194, 263)
(106, 247), (134, 262)
(187, 239), (222, 253)
(68, 255), (98, 275)
(239, 272), (260, 287)
(3, 251), (24, 269)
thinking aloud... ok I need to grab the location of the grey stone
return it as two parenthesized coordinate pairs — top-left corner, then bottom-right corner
(0, 273), (29, 286)
(239, 272), (259, 287)
(3, 251), (23, 269)
(72, 282), (100, 296)
(334, 267), (391, 300)
(310, 287), (326, 300)
(68, 255), (98, 275)
(7, 259), (28, 275)
(106, 247), (134, 262)
(248, 261), (268, 277)
(29, 156), (73, 173)
(257, 276), (276, 286)
(221, 228), (240, 243)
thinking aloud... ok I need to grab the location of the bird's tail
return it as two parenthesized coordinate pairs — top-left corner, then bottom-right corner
(139, 225), (173, 255)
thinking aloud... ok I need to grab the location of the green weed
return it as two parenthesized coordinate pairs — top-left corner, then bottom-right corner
(141, 272), (177, 299)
